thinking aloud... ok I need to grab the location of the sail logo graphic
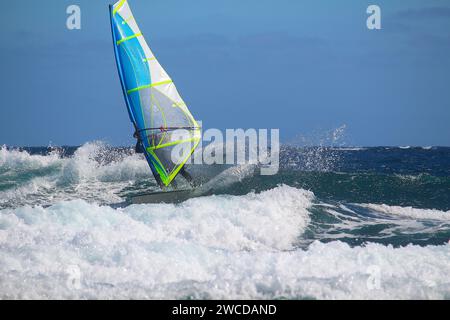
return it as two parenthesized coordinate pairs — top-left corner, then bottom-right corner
(66, 5), (81, 30)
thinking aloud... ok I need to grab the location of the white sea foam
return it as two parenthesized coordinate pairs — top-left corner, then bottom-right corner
(0, 185), (312, 298)
(1, 185), (450, 299)
(0, 145), (62, 171)
(58, 142), (149, 184)
(0, 141), (274, 208)
(0, 142), (151, 208)
(360, 203), (450, 221)
(2, 144), (450, 299)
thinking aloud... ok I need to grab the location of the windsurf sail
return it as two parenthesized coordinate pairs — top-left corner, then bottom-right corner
(109, 0), (201, 187)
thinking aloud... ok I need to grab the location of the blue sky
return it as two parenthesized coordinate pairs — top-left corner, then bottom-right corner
(1, 0), (450, 146)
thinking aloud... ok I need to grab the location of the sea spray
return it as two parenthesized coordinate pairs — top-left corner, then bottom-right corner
(1, 143), (450, 299)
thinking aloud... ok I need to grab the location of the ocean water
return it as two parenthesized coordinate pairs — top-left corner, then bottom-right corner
(0, 142), (449, 299)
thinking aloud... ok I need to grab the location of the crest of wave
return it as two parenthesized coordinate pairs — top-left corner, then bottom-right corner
(0, 145), (62, 171)
(58, 141), (149, 184)
(0, 142), (150, 208)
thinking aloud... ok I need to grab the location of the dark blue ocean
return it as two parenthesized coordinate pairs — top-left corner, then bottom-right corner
(1, 143), (449, 299)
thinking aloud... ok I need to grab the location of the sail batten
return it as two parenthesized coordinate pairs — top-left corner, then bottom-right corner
(127, 80), (173, 94)
(110, 0), (201, 187)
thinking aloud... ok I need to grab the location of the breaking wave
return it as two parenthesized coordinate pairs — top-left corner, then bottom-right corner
(0, 143), (151, 208)
(1, 142), (450, 299)
(1, 185), (449, 299)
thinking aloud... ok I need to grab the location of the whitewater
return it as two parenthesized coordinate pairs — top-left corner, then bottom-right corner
(1, 142), (450, 299)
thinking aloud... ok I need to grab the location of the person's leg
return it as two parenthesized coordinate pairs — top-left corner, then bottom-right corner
(155, 174), (166, 189)
(135, 141), (144, 154)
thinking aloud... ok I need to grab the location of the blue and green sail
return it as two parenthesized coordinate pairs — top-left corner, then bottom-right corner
(109, 0), (201, 187)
